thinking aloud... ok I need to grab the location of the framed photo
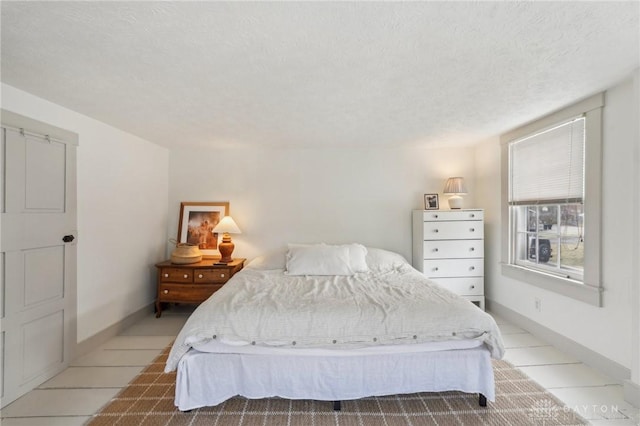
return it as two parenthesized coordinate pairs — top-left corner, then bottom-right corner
(424, 194), (439, 210)
(178, 202), (229, 258)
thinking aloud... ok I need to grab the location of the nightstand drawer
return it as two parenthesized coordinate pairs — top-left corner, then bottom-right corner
(155, 258), (245, 317)
(159, 268), (193, 283)
(194, 269), (230, 283)
(423, 259), (484, 278)
(431, 277), (484, 296)
(158, 283), (222, 303)
(422, 221), (484, 240)
(422, 240), (484, 259)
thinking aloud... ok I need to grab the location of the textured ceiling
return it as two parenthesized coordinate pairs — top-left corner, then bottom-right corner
(1, 2), (639, 150)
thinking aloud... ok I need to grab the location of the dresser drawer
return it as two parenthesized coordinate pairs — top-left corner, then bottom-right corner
(423, 259), (484, 278)
(159, 268), (193, 283)
(194, 269), (230, 283)
(422, 240), (484, 259)
(422, 210), (483, 222)
(422, 221), (484, 240)
(430, 277), (484, 296)
(158, 283), (222, 303)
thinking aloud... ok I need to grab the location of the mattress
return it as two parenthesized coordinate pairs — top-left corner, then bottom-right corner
(193, 337), (483, 356)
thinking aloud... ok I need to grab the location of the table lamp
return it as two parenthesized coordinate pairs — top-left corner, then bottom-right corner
(212, 216), (241, 263)
(443, 177), (468, 209)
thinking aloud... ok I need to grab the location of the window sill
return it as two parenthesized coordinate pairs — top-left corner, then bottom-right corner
(501, 263), (602, 307)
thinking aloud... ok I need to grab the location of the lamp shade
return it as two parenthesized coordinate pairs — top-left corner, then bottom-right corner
(212, 216), (241, 234)
(443, 177), (468, 195)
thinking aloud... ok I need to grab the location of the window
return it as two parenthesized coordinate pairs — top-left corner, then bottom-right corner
(510, 118), (585, 281)
(500, 93), (604, 306)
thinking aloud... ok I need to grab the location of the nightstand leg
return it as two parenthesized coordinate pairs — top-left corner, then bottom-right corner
(155, 300), (162, 318)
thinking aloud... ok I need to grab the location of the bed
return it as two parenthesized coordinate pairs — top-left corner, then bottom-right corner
(165, 244), (505, 411)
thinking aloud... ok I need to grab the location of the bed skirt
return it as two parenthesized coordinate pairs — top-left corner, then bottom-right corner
(175, 345), (495, 411)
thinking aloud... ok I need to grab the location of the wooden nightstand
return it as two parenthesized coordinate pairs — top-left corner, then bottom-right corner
(154, 258), (245, 317)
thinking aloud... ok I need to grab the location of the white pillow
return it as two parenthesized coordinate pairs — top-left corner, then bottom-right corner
(344, 243), (368, 272)
(244, 249), (287, 270)
(365, 247), (408, 271)
(286, 243), (354, 275)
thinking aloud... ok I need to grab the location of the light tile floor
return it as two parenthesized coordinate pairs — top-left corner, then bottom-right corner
(492, 313), (639, 425)
(1, 308), (638, 425)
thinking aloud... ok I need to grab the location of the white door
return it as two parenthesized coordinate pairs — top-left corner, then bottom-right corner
(0, 122), (77, 408)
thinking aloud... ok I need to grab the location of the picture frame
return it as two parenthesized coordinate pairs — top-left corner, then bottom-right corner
(424, 194), (439, 210)
(177, 202), (229, 258)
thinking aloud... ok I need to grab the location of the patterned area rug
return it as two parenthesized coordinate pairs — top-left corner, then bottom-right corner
(87, 345), (587, 425)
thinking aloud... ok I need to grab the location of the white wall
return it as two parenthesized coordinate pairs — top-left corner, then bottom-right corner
(476, 73), (639, 369)
(630, 69), (640, 394)
(1, 84), (170, 342)
(168, 145), (477, 263)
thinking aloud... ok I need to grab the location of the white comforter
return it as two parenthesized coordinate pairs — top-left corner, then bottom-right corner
(166, 261), (504, 372)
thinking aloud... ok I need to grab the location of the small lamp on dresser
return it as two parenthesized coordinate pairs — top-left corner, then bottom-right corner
(443, 177), (468, 209)
(212, 216), (242, 263)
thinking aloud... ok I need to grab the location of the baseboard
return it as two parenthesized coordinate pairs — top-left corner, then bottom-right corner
(487, 299), (630, 383)
(624, 380), (640, 408)
(74, 302), (155, 360)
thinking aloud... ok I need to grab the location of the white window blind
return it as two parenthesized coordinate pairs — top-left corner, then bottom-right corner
(509, 117), (585, 205)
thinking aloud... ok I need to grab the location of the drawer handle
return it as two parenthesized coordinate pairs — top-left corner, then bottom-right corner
(183, 274), (188, 279)
(470, 228), (475, 232)
(198, 274), (203, 278)
(433, 229), (439, 233)
(164, 273), (168, 278)
(470, 247), (475, 251)
(163, 289), (169, 294)
(433, 248), (439, 252)
(221, 273), (225, 278)
(470, 214), (475, 218)
(433, 267), (439, 271)
(469, 266), (475, 271)
(434, 214), (438, 218)
(470, 285), (475, 289)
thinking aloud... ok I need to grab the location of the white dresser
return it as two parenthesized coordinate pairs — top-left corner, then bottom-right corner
(412, 209), (485, 309)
